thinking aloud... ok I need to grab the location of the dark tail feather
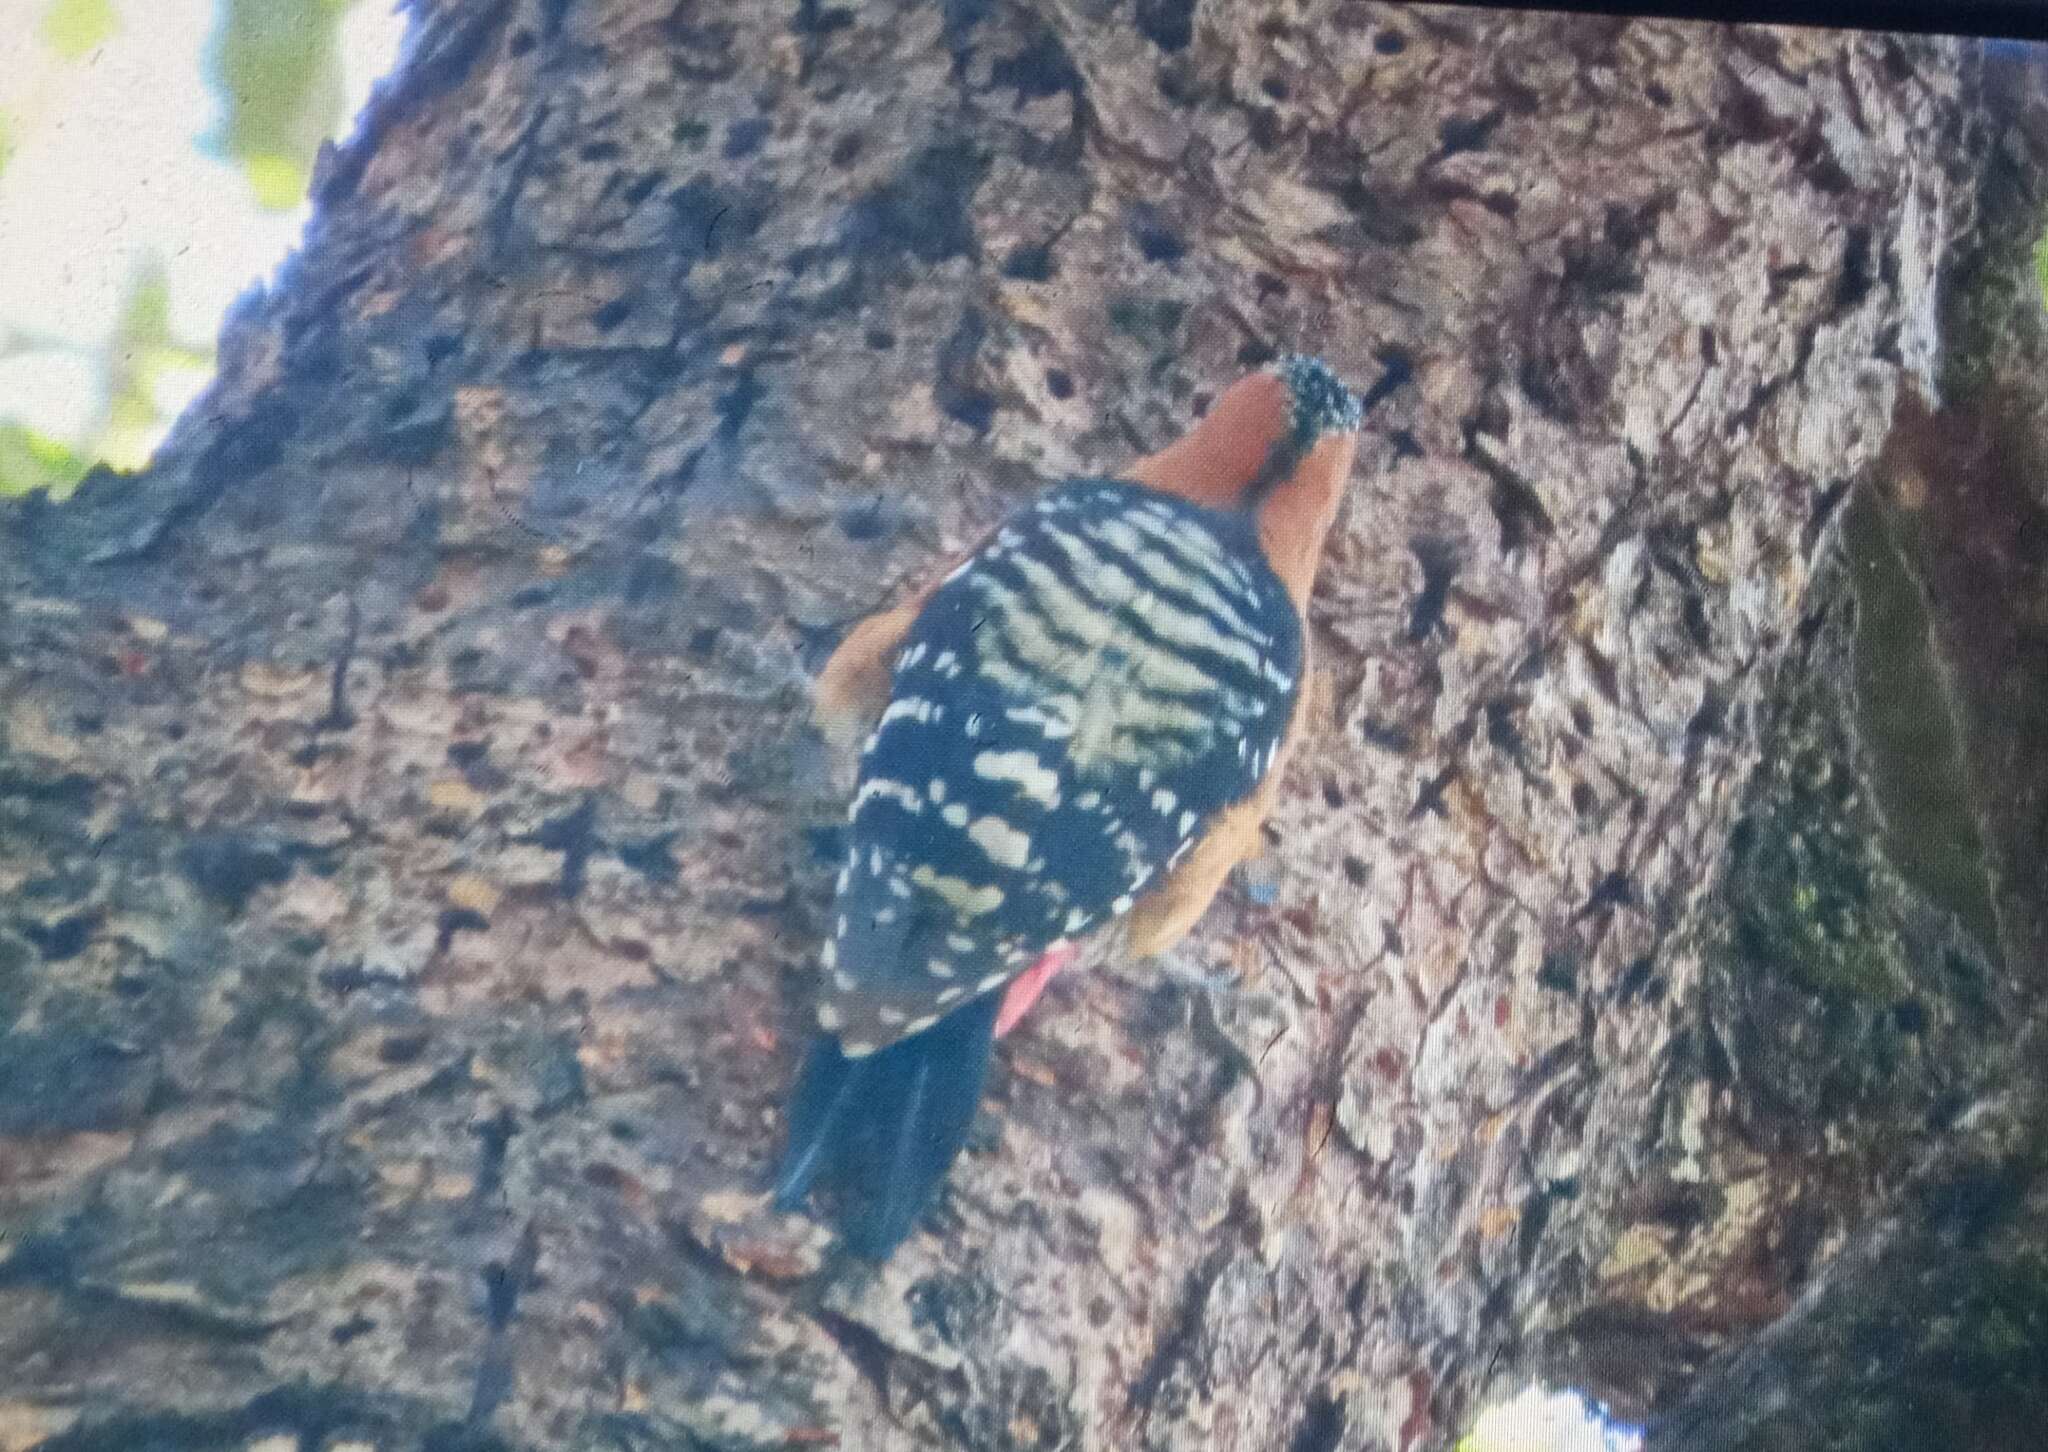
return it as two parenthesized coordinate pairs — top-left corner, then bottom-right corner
(770, 1034), (863, 1210)
(770, 993), (1002, 1259)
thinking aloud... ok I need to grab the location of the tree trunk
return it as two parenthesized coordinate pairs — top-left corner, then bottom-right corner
(1641, 46), (2048, 1451)
(0, 3), (2028, 1450)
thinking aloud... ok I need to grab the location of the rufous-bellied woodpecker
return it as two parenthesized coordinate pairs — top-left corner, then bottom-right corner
(773, 355), (1362, 1256)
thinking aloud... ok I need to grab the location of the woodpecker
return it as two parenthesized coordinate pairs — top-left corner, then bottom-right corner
(773, 355), (1363, 1256)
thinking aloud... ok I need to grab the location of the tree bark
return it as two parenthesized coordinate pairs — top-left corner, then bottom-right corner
(1642, 46), (2048, 1451)
(0, 3), (2024, 1450)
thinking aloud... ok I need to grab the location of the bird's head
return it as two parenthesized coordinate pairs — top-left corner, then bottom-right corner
(1126, 353), (1363, 608)
(1267, 353), (1366, 454)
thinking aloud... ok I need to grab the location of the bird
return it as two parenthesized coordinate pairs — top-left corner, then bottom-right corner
(771, 354), (1363, 1257)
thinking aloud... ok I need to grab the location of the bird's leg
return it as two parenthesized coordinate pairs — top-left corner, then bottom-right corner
(995, 940), (1080, 1038)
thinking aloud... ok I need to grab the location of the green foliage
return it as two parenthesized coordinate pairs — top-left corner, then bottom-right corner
(205, 0), (354, 210)
(99, 264), (213, 472)
(39, 0), (119, 60)
(2033, 226), (2048, 312)
(0, 422), (90, 498)
(4, 0), (396, 492)
(0, 265), (213, 498)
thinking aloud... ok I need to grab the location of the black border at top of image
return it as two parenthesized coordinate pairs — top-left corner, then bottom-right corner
(1406, 0), (2048, 43)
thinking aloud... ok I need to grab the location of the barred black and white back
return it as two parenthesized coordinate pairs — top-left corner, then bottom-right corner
(818, 478), (1304, 1055)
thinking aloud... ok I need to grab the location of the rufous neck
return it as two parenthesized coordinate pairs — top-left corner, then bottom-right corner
(1256, 432), (1356, 613)
(1123, 373), (1292, 512)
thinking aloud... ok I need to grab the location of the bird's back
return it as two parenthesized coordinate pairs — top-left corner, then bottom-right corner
(824, 478), (1304, 1053)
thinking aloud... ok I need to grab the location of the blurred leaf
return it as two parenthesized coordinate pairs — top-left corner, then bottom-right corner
(39, 0), (119, 61)
(2034, 227), (2048, 311)
(205, 0), (353, 211)
(121, 269), (173, 347)
(96, 263), (216, 471)
(0, 422), (91, 498)
(0, 110), (16, 182)
(243, 151), (311, 211)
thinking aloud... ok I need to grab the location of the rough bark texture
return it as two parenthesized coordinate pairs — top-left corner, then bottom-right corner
(1641, 47), (2048, 1451)
(0, 3), (2028, 1450)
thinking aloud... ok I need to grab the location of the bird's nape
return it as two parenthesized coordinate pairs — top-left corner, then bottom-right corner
(1125, 353), (1362, 515)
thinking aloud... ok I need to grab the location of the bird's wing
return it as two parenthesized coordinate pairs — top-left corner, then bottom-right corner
(819, 479), (1303, 1053)
(1123, 649), (1322, 957)
(812, 543), (981, 777)
(816, 502), (1323, 970)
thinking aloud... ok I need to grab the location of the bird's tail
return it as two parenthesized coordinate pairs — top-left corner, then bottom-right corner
(770, 992), (1002, 1258)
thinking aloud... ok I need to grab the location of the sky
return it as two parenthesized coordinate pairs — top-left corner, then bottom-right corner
(0, 0), (408, 466)
(1465, 1386), (1643, 1452)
